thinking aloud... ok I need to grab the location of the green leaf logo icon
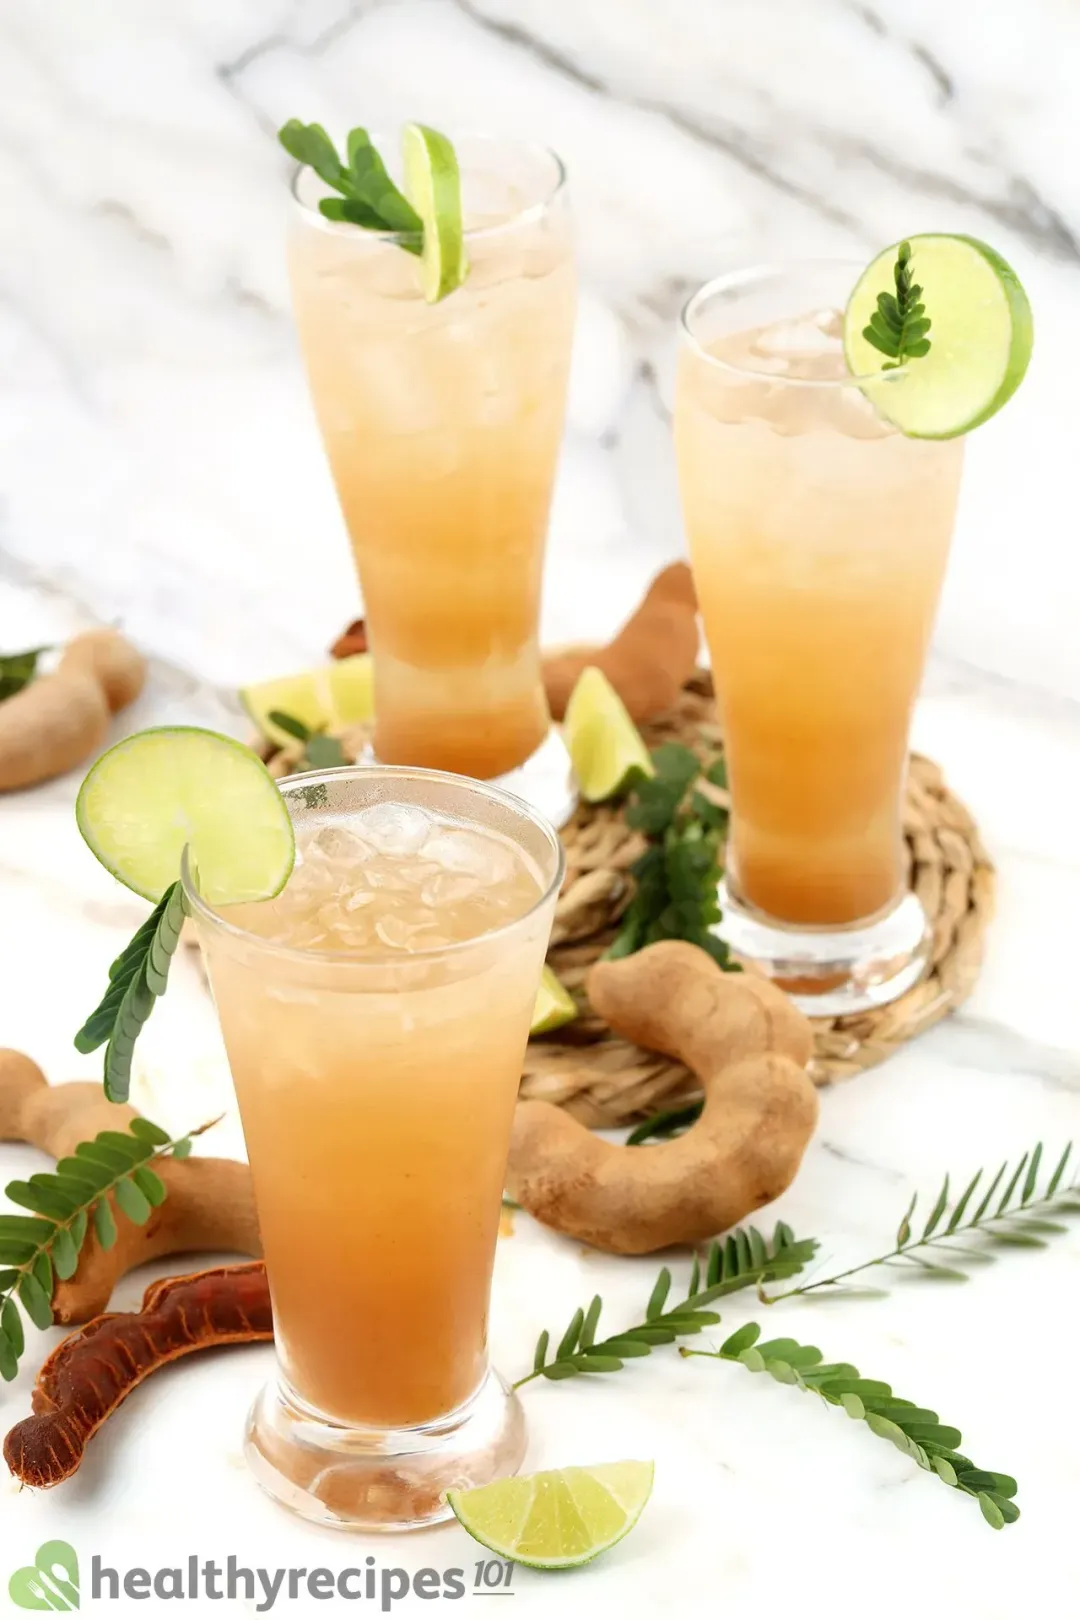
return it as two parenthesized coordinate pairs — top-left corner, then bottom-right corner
(9, 1541), (80, 1610)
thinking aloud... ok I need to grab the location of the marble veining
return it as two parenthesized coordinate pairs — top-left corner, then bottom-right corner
(1, 2), (1078, 1610)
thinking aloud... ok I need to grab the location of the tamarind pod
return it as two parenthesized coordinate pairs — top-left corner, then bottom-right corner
(506, 941), (820, 1255)
(542, 563), (700, 722)
(4, 1262), (273, 1489)
(0, 1057), (262, 1324)
(58, 629), (147, 713)
(0, 630), (146, 792)
(0, 668), (110, 791)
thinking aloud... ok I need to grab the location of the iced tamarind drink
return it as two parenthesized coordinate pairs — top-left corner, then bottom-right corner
(187, 765), (563, 1531)
(287, 136), (576, 802)
(676, 260), (965, 1010)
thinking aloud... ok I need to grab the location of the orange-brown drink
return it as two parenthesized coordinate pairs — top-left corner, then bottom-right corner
(186, 765), (563, 1531)
(287, 134), (576, 813)
(675, 261), (964, 1012)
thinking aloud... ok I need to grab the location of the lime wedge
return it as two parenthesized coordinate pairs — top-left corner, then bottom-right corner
(76, 727), (294, 905)
(531, 964), (577, 1035)
(240, 655), (374, 749)
(401, 122), (467, 303)
(447, 1460), (654, 1570)
(564, 666), (655, 803)
(844, 234), (1033, 439)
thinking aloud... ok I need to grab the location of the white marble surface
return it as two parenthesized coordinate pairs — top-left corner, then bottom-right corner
(2, 1), (1079, 1613)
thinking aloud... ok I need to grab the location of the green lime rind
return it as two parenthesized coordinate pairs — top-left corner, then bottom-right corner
(447, 1460), (654, 1570)
(531, 964), (577, 1035)
(76, 726), (295, 906)
(401, 122), (468, 303)
(564, 666), (655, 804)
(843, 233), (1034, 439)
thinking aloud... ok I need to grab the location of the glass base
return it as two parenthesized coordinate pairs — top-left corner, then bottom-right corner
(493, 725), (578, 830)
(716, 880), (931, 1016)
(244, 1367), (527, 1533)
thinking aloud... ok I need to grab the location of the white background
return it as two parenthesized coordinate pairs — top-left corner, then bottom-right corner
(2, 2), (1079, 1614)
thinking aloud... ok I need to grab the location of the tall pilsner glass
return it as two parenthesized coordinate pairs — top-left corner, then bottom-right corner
(288, 137), (576, 822)
(186, 766), (563, 1531)
(675, 262), (964, 1013)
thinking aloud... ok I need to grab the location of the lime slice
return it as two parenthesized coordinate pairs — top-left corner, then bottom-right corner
(531, 964), (577, 1035)
(76, 726), (294, 905)
(564, 666), (655, 803)
(401, 122), (467, 303)
(240, 655), (374, 749)
(447, 1460), (654, 1570)
(844, 234), (1033, 439)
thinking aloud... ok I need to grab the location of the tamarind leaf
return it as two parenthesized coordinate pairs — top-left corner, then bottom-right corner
(0, 1268), (19, 1289)
(69, 1209), (88, 1250)
(541, 1362), (581, 1381)
(53, 1156), (114, 1195)
(687, 1255), (701, 1296)
(6, 1176), (80, 1220)
(0, 1240), (38, 1266)
(114, 1176), (152, 1225)
(1, 1295), (24, 1358)
(996, 1153), (1029, 1215)
(17, 1271), (53, 1331)
(51, 1226), (80, 1281)
(623, 1324), (677, 1345)
(556, 1308), (585, 1360)
(94, 1131), (150, 1164)
(1044, 1141), (1072, 1197)
(172, 1136), (193, 1160)
(580, 1295), (603, 1350)
(0, 1328), (18, 1382)
(133, 1166), (167, 1206)
(719, 1324), (761, 1357)
(532, 1330), (550, 1374)
(76, 1139), (138, 1175)
(129, 1117), (172, 1147)
(646, 1269), (671, 1321)
(599, 1339), (652, 1358)
(921, 1176), (951, 1239)
(33, 1250), (53, 1294)
(0, 644), (48, 701)
(0, 1214), (57, 1244)
(572, 1354), (624, 1373)
(93, 1197), (118, 1250)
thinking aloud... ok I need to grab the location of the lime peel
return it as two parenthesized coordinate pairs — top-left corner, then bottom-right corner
(447, 1459), (654, 1570)
(564, 666), (655, 803)
(401, 122), (468, 303)
(240, 655), (374, 750)
(76, 726), (295, 906)
(843, 233), (1033, 439)
(531, 964), (577, 1035)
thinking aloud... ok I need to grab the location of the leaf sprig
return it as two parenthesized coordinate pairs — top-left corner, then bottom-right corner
(516, 1222), (816, 1387)
(0, 1116), (211, 1381)
(608, 744), (736, 971)
(267, 709), (347, 771)
(0, 646), (48, 703)
(684, 1325), (1018, 1529)
(279, 121), (422, 251)
(862, 240), (932, 369)
(75, 881), (188, 1104)
(765, 1140), (1080, 1300)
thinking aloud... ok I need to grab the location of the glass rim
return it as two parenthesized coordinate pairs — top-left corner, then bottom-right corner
(288, 133), (567, 247)
(180, 762), (566, 968)
(679, 257), (912, 390)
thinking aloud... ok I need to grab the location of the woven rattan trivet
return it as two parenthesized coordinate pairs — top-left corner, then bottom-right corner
(525, 671), (995, 1127)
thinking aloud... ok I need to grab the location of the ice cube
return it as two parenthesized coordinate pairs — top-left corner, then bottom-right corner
(307, 824), (376, 863)
(751, 314), (837, 357)
(353, 803), (432, 856)
(422, 829), (513, 884)
(420, 870), (483, 907)
(375, 913), (426, 951)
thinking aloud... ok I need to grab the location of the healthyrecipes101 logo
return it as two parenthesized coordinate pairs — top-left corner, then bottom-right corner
(9, 1541), (81, 1611)
(9, 1540), (515, 1610)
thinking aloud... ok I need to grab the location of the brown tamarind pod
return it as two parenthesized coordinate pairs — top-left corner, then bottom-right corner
(4, 1263), (273, 1488)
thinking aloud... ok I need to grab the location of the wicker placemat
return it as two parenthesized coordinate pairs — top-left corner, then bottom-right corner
(524, 671), (995, 1127)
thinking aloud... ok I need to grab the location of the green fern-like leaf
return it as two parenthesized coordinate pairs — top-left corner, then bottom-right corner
(0, 1114), (216, 1382)
(684, 1325), (1018, 1528)
(515, 1222), (817, 1388)
(75, 881), (188, 1103)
